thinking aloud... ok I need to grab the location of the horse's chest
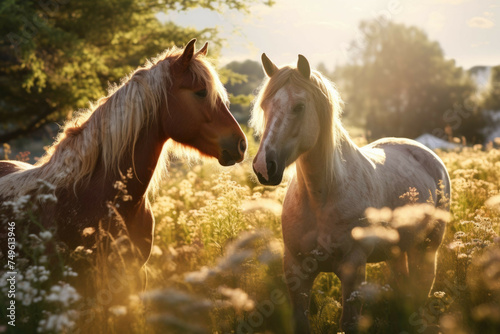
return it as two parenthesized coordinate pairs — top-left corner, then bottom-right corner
(281, 195), (350, 264)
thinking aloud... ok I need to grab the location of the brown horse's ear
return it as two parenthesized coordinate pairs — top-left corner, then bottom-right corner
(179, 39), (197, 69)
(262, 53), (278, 77)
(196, 42), (208, 56)
(297, 54), (310, 79)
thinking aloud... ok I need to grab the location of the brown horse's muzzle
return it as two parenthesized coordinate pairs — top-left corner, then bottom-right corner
(218, 134), (247, 166)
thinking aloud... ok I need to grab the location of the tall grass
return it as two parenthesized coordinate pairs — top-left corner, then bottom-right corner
(1, 142), (500, 333)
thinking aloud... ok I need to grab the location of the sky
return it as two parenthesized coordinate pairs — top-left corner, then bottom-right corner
(161, 0), (500, 71)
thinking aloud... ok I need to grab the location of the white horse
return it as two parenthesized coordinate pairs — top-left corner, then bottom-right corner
(250, 53), (450, 333)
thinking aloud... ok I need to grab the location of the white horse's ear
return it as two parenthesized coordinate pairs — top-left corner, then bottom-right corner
(179, 39), (197, 68)
(262, 53), (278, 77)
(297, 54), (310, 79)
(197, 42), (208, 56)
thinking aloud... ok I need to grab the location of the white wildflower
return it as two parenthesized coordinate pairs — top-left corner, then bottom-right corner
(351, 226), (400, 244)
(151, 245), (163, 257)
(45, 283), (80, 307)
(37, 310), (78, 333)
(3, 195), (31, 217)
(39, 231), (53, 241)
(29, 234), (42, 243)
(346, 290), (362, 303)
(448, 240), (464, 250)
(36, 179), (56, 191)
(82, 227), (95, 237)
(36, 194), (57, 204)
(113, 181), (126, 191)
(24, 266), (50, 283)
(185, 266), (216, 284)
(109, 305), (127, 317)
(381, 284), (393, 292)
(434, 291), (446, 299)
(63, 267), (78, 278)
(218, 286), (255, 312)
(17, 281), (38, 306)
(365, 207), (392, 224)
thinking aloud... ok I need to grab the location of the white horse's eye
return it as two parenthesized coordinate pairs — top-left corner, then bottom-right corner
(293, 103), (305, 113)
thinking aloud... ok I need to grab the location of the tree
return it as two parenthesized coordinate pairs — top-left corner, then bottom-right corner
(481, 65), (500, 111)
(335, 19), (482, 142)
(223, 59), (264, 122)
(0, 0), (271, 142)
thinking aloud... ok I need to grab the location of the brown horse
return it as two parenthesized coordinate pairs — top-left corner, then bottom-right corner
(250, 54), (450, 333)
(0, 39), (247, 267)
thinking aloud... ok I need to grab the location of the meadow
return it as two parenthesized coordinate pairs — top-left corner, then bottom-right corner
(1, 134), (500, 334)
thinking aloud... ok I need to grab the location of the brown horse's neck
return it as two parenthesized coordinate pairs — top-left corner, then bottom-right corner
(115, 121), (167, 204)
(73, 116), (167, 213)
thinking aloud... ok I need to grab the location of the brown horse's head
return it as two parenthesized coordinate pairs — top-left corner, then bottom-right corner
(163, 39), (246, 166)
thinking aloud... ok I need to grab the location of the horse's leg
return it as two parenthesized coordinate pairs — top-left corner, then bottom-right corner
(407, 222), (445, 307)
(283, 248), (318, 334)
(337, 249), (367, 333)
(408, 248), (438, 306)
(387, 252), (414, 331)
(387, 251), (409, 292)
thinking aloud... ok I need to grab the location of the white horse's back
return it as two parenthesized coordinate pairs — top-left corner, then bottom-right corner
(362, 137), (451, 208)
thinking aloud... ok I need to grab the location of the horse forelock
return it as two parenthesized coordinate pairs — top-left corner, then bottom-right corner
(5, 45), (226, 198)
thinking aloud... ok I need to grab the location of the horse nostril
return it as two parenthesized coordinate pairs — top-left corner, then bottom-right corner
(238, 138), (247, 155)
(267, 160), (277, 177)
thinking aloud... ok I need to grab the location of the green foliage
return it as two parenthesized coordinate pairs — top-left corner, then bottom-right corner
(481, 65), (500, 111)
(224, 59), (265, 121)
(336, 18), (482, 142)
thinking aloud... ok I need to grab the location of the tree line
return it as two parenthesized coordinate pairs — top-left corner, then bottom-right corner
(226, 19), (499, 144)
(1, 2), (498, 145)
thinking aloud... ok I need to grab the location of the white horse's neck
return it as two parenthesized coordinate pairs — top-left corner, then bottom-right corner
(295, 125), (370, 203)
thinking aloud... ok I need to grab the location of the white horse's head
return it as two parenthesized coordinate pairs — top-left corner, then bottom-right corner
(251, 54), (342, 185)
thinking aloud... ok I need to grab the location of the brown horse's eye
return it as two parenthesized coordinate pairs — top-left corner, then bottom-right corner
(293, 103), (305, 113)
(195, 89), (208, 98)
